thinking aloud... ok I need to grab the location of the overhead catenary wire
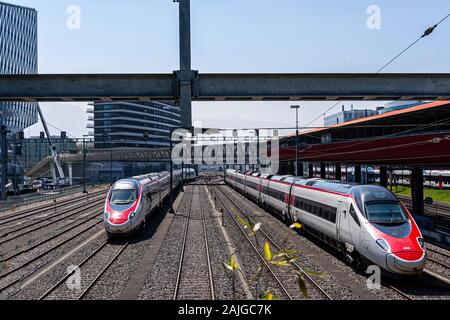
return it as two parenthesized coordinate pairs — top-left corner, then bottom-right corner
(377, 13), (450, 73)
(301, 13), (450, 128)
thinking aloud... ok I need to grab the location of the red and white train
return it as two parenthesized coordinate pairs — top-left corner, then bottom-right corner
(225, 169), (427, 275)
(104, 168), (196, 235)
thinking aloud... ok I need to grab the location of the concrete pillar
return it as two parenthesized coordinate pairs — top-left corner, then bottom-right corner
(297, 162), (304, 177)
(68, 163), (73, 186)
(411, 168), (424, 215)
(335, 164), (342, 181)
(320, 163), (326, 179)
(178, 0), (192, 128)
(380, 166), (388, 187)
(355, 165), (362, 184)
(308, 163), (314, 178)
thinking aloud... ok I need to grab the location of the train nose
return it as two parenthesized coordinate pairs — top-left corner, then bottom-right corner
(104, 219), (133, 234)
(386, 251), (427, 274)
(104, 211), (134, 234)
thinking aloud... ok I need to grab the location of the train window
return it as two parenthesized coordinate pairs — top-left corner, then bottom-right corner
(349, 204), (360, 226)
(110, 189), (136, 205)
(365, 201), (408, 224)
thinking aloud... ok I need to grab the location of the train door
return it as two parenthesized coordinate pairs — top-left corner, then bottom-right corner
(286, 183), (295, 223)
(337, 200), (353, 244)
(158, 180), (162, 206)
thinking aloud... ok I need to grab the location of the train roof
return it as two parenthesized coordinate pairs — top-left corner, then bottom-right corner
(227, 169), (395, 197)
(132, 171), (169, 181)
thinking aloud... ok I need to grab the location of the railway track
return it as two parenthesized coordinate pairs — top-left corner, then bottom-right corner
(0, 196), (105, 243)
(426, 247), (450, 270)
(0, 188), (108, 226)
(36, 239), (129, 300)
(383, 282), (413, 300)
(173, 186), (215, 300)
(0, 215), (103, 293)
(211, 185), (332, 300)
(398, 196), (450, 218)
(0, 208), (103, 262)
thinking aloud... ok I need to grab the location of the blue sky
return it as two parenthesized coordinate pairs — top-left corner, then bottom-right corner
(7, 0), (450, 137)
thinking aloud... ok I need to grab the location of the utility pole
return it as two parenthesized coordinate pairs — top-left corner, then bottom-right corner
(255, 129), (260, 172)
(102, 131), (113, 185)
(143, 131), (150, 169)
(1, 125), (8, 201)
(110, 137), (113, 185)
(13, 133), (17, 195)
(290, 105), (300, 176)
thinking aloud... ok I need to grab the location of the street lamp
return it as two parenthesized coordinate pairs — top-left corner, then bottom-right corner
(143, 131), (150, 170)
(290, 105), (300, 176)
(82, 134), (89, 193)
(102, 131), (113, 185)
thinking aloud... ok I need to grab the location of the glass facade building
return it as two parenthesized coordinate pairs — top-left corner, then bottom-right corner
(87, 101), (181, 149)
(0, 2), (39, 134)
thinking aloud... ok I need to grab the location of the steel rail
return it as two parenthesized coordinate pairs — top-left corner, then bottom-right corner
(38, 241), (108, 300)
(211, 186), (293, 300)
(0, 220), (103, 292)
(427, 257), (450, 269)
(173, 187), (194, 300)
(199, 186), (216, 300)
(215, 185), (333, 300)
(76, 242), (129, 300)
(0, 196), (105, 240)
(0, 188), (107, 224)
(0, 209), (103, 262)
(427, 247), (450, 259)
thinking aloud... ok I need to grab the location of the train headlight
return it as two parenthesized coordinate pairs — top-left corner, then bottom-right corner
(417, 237), (425, 249)
(376, 239), (390, 252)
(129, 212), (136, 220)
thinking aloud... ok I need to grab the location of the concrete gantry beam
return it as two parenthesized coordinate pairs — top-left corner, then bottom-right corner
(1, 73), (450, 102)
(197, 73), (450, 101)
(0, 74), (174, 102)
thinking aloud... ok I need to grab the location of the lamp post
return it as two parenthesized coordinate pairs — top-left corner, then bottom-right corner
(163, 105), (181, 214)
(143, 131), (150, 170)
(290, 105), (300, 176)
(169, 126), (174, 213)
(102, 131), (112, 185)
(1, 125), (9, 201)
(82, 135), (88, 193)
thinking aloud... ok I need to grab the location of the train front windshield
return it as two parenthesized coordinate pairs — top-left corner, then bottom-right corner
(110, 189), (136, 205)
(365, 201), (409, 224)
